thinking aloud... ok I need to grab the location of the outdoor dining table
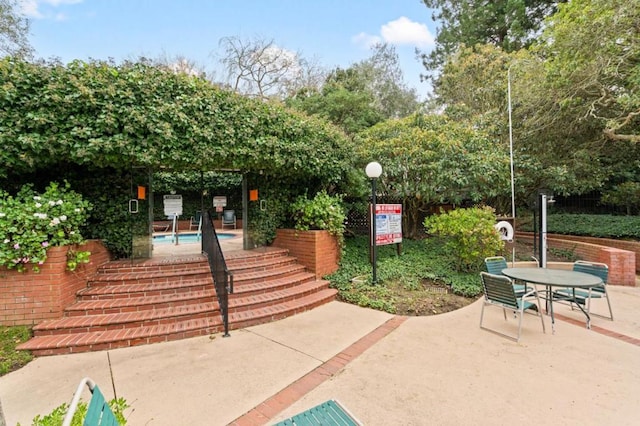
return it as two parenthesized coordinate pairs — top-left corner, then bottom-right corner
(501, 267), (603, 333)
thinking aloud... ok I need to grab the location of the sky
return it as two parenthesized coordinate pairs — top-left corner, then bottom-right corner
(20, 0), (438, 99)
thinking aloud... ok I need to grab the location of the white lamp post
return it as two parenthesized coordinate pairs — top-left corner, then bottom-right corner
(365, 161), (382, 284)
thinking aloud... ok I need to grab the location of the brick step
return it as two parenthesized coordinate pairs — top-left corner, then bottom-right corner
(97, 255), (209, 274)
(77, 277), (214, 300)
(32, 302), (220, 336)
(231, 264), (307, 286)
(226, 255), (298, 275)
(229, 280), (331, 313)
(66, 289), (217, 316)
(18, 316), (226, 356)
(231, 271), (316, 297)
(225, 248), (290, 268)
(88, 265), (211, 287)
(229, 288), (338, 330)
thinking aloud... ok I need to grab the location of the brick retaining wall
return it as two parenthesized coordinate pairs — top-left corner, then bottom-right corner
(0, 240), (111, 326)
(272, 229), (340, 279)
(517, 233), (636, 286)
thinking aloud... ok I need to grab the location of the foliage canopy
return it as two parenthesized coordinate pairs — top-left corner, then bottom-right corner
(0, 58), (352, 186)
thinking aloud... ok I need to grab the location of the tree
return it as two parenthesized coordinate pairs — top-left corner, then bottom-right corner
(352, 43), (421, 118)
(217, 35), (325, 99)
(287, 43), (421, 135)
(356, 114), (509, 237)
(533, 0), (640, 144)
(418, 0), (564, 75)
(0, 0), (32, 58)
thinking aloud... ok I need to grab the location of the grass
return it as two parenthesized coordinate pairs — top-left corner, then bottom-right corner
(327, 236), (482, 314)
(0, 325), (33, 376)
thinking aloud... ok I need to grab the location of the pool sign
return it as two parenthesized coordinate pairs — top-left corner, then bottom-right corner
(163, 194), (183, 217)
(374, 204), (402, 246)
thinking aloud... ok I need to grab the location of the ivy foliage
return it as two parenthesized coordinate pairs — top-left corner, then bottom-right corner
(0, 57), (352, 185)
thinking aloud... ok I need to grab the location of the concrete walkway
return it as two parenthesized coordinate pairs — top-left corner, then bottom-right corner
(0, 283), (638, 425)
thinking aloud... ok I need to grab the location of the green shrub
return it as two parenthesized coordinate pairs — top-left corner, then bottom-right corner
(0, 182), (92, 272)
(290, 191), (346, 246)
(423, 206), (504, 272)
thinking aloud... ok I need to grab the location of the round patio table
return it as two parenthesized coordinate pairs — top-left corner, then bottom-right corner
(501, 268), (602, 332)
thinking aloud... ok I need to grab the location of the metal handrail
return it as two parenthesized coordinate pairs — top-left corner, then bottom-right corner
(201, 210), (233, 337)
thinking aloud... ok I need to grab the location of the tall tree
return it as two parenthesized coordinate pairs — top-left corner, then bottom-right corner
(287, 43), (420, 135)
(0, 0), (32, 58)
(352, 43), (421, 118)
(532, 0), (640, 144)
(419, 0), (564, 75)
(357, 114), (509, 237)
(217, 35), (325, 100)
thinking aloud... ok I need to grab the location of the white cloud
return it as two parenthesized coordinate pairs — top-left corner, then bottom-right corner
(19, 0), (83, 19)
(380, 17), (434, 48)
(351, 32), (382, 49)
(20, 0), (43, 18)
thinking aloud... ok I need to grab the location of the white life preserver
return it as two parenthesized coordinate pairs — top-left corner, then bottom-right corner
(494, 221), (514, 242)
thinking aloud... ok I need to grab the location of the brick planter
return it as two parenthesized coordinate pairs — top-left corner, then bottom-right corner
(515, 233), (636, 286)
(0, 240), (111, 326)
(272, 229), (340, 279)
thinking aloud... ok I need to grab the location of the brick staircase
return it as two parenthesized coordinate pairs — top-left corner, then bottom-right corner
(18, 247), (336, 356)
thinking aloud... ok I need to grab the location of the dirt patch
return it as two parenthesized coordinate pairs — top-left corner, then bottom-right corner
(392, 280), (478, 316)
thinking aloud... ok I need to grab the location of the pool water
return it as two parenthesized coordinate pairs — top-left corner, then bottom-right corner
(153, 232), (235, 244)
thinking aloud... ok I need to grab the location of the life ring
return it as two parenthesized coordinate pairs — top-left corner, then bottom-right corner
(494, 221), (514, 241)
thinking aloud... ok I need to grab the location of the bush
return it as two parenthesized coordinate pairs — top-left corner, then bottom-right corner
(0, 182), (92, 272)
(423, 206), (504, 272)
(290, 191), (346, 246)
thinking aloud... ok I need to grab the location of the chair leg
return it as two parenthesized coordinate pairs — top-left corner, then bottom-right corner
(535, 292), (546, 334)
(604, 287), (614, 321)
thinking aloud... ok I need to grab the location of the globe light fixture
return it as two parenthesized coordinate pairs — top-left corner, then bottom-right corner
(365, 161), (382, 284)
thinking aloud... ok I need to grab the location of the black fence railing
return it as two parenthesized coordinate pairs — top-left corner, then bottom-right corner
(202, 210), (233, 337)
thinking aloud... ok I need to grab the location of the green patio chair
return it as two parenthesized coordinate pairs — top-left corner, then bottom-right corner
(62, 377), (119, 426)
(484, 256), (533, 296)
(480, 272), (546, 342)
(273, 399), (361, 426)
(553, 260), (613, 320)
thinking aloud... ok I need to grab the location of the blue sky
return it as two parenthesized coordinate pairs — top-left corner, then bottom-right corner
(21, 0), (438, 99)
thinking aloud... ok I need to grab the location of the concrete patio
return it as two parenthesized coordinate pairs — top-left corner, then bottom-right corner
(0, 275), (638, 425)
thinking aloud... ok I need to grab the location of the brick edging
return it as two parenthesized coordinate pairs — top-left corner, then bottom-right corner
(229, 315), (408, 425)
(554, 313), (640, 346)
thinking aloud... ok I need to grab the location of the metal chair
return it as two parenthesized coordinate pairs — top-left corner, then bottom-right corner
(554, 260), (613, 320)
(189, 211), (202, 231)
(62, 377), (119, 426)
(221, 209), (236, 230)
(480, 272), (546, 342)
(484, 256), (533, 296)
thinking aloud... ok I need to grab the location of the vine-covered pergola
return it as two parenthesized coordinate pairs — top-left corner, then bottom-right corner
(0, 58), (354, 256)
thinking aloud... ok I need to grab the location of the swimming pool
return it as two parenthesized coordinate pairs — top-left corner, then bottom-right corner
(153, 232), (235, 244)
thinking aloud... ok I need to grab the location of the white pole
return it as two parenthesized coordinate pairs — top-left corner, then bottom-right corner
(541, 194), (547, 268)
(507, 67), (516, 264)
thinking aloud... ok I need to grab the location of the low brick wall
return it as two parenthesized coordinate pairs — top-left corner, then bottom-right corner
(272, 229), (340, 279)
(0, 240), (111, 326)
(516, 233), (636, 286)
